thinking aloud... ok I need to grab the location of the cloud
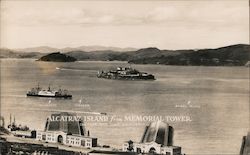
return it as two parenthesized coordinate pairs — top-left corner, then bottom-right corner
(1, 1), (248, 28)
(142, 2), (248, 27)
(146, 7), (181, 22)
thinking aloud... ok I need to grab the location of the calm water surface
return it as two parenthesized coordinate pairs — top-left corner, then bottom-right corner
(0, 59), (249, 154)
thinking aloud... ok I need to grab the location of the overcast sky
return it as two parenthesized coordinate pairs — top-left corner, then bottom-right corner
(0, 0), (249, 50)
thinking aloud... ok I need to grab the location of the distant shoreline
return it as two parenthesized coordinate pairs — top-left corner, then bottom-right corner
(1, 44), (249, 66)
(1, 58), (249, 68)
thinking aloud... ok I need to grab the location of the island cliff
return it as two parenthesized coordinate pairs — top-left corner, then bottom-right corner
(37, 52), (76, 62)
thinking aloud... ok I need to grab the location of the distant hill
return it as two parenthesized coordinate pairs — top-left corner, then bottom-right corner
(37, 52), (76, 62)
(66, 50), (123, 61)
(15, 45), (137, 53)
(2, 44), (250, 66)
(15, 46), (59, 53)
(0, 48), (43, 59)
(0, 48), (19, 58)
(127, 44), (250, 66)
(61, 45), (137, 52)
(64, 44), (250, 66)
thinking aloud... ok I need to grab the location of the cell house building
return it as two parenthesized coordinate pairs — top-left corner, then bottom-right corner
(36, 112), (97, 148)
(123, 121), (182, 155)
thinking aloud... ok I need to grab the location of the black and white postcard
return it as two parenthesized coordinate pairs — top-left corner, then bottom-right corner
(0, 0), (249, 155)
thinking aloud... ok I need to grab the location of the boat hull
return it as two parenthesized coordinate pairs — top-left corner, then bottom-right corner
(97, 74), (155, 80)
(26, 94), (72, 99)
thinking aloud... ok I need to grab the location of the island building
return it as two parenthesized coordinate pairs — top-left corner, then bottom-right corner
(123, 121), (182, 155)
(36, 112), (97, 148)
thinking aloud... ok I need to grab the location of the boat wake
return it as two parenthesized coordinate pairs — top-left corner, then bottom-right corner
(56, 67), (97, 72)
(3, 95), (26, 98)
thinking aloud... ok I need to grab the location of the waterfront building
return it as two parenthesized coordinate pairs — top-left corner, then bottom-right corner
(7, 114), (35, 138)
(36, 112), (97, 148)
(123, 121), (182, 155)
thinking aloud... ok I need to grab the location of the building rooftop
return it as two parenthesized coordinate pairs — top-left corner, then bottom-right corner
(44, 112), (85, 136)
(140, 121), (173, 146)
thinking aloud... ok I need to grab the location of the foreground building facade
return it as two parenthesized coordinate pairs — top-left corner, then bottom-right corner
(123, 121), (182, 155)
(36, 112), (97, 148)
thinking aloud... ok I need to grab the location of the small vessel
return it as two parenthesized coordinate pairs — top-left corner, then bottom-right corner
(97, 67), (155, 80)
(27, 84), (72, 99)
(7, 114), (36, 138)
